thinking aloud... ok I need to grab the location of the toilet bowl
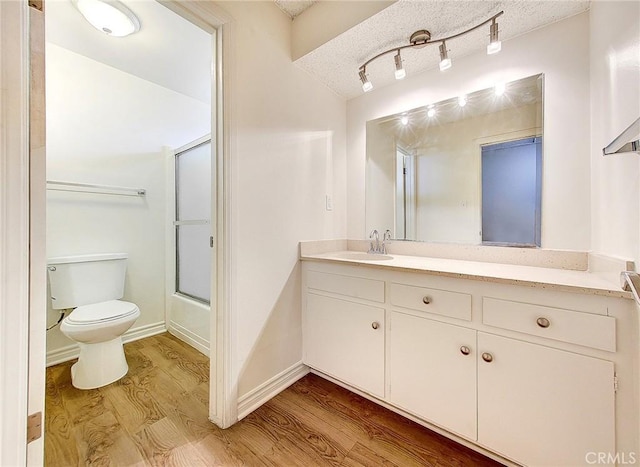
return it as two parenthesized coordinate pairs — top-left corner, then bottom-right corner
(61, 300), (140, 389)
(47, 253), (140, 389)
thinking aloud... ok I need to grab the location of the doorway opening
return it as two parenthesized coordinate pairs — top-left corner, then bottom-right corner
(395, 147), (416, 240)
(481, 137), (542, 247)
(42, 0), (219, 421)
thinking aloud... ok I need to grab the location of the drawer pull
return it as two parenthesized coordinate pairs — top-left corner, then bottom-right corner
(460, 346), (471, 356)
(371, 321), (380, 330)
(536, 317), (551, 328)
(482, 352), (493, 363)
(422, 296), (431, 305)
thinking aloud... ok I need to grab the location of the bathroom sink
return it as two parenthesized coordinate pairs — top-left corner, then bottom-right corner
(334, 252), (393, 261)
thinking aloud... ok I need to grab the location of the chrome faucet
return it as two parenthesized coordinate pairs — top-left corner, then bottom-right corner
(369, 229), (392, 254)
(368, 230), (379, 254)
(381, 229), (392, 254)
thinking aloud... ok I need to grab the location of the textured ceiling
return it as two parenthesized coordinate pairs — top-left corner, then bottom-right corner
(274, 0), (316, 19)
(295, 0), (589, 99)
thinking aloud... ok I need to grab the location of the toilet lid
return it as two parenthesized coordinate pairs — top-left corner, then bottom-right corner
(67, 300), (139, 324)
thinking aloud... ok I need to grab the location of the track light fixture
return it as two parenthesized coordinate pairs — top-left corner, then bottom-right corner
(357, 11), (503, 92)
(439, 41), (451, 71)
(359, 69), (373, 92)
(394, 51), (406, 80)
(487, 18), (501, 55)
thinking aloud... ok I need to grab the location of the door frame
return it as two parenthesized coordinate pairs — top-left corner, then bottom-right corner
(161, 0), (237, 430)
(0, 1), (32, 465)
(142, 0), (237, 429)
(154, 0), (237, 429)
(0, 2), (237, 463)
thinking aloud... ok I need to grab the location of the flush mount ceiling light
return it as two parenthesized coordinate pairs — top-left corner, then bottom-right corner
(357, 11), (503, 93)
(72, 0), (140, 37)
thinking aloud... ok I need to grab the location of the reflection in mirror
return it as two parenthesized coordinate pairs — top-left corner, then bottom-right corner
(366, 74), (543, 247)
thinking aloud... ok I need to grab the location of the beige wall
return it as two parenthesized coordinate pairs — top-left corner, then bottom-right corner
(347, 12), (591, 251)
(590, 1), (640, 265)
(217, 1), (347, 398)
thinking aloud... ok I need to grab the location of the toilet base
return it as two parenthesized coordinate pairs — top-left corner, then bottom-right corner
(70, 337), (129, 389)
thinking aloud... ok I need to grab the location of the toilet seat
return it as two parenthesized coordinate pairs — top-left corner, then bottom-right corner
(67, 300), (139, 325)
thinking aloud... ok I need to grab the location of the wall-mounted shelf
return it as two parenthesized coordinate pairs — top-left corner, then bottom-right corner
(46, 180), (146, 197)
(603, 117), (640, 156)
(620, 271), (640, 306)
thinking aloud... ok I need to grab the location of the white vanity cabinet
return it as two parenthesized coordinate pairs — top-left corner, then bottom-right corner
(477, 332), (615, 466)
(303, 270), (386, 398)
(301, 260), (635, 466)
(387, 311), (477, 440)
(305, 293), (385, 397)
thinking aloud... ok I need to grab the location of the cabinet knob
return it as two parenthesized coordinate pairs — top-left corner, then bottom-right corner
(536, 317), (550, 328)
(481, 352), (493, 363)
(422, 296), (431, 305)
(371, 322), (380, 330)
(460, 346), (471, 356)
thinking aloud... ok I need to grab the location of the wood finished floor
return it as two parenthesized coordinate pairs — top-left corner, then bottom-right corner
(45, 333), (503, 466)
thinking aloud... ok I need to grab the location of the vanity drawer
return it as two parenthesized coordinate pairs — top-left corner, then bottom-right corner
(390, 283), (471, 321)
(482, 297), (616, 352)
(306, 270), (385, 303)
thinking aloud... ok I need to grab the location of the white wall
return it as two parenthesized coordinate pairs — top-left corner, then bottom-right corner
(347, 12), (591, 251)
(45, 44), (210, 360)
(590, 1), (640, 265)
(217, 1), (347, 398)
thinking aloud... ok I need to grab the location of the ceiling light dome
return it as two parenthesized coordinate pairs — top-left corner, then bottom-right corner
(72, 0), (141, 37)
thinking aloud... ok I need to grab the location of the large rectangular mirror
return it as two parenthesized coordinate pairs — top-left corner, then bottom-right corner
(366, 73), (543, 247)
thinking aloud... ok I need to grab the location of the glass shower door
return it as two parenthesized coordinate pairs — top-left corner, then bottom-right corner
(168, 136), (213, 355)
(175, 140), (211, 302)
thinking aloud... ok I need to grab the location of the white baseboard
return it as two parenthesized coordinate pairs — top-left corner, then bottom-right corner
(167, 320), (209, 356)
(46, 321), (167, 367)
(237, 362), (309, 420)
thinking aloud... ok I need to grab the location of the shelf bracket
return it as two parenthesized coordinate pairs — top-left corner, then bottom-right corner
(603, 117), (640, 156)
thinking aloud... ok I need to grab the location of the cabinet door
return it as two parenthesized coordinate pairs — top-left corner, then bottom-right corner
(387, 312), (477, 440)
(304, 293), (385, 397)
(477, 333), (615, 466)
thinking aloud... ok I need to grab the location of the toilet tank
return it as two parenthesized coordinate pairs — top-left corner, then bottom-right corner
(47, 253), (128, 310)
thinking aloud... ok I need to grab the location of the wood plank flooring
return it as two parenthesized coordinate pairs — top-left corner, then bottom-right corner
(45, 333), (503, 466)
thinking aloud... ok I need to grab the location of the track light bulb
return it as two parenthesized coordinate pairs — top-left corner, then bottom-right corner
(400, 115), (409, 125)
(458, 95), (467, 107)
(394, 51), (406, 80)
(487, 20), (501, 55)
(359, 69), (373, 92)
(427, 105), (436, 117)
(439, 42), (452, 71)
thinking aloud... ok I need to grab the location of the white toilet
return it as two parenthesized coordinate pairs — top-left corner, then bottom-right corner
(47, 253), (140, 389)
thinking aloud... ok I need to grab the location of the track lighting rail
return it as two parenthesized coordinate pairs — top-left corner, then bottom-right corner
(358, 11), (504, 92)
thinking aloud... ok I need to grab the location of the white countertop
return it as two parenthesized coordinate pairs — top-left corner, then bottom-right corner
(301, 250), (632, 299)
